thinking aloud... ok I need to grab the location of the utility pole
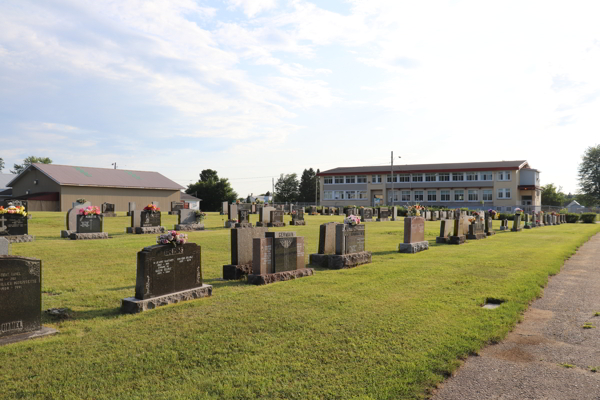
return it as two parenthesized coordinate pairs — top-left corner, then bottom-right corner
(391, 151), (394, 206)
(112, 163), (117, 169)
(272, 177), (275, 203)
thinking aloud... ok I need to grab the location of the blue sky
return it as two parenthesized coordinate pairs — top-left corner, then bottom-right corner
(1, 0), (600, 196)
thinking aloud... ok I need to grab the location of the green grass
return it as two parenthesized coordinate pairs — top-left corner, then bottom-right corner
(1, 212), (599, 400)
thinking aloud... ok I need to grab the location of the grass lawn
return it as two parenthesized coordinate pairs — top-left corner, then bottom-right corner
(1, 212), (599, 399)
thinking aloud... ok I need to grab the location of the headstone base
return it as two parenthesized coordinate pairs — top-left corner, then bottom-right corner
(134, 226), (165, 234)
(398, 241), (429, 253)
(60, 230), (76, 238)
(223, 264), (252, 280)
(362, 219), (373, 222)
(486, 231), (496, 236)
(121, 284), (213, 314)
(224, 220), (236, 228)
(234, 222), (253, 228)
(267, 222), (286, 227)
(289, 221), (306, 226)
(2, 235), (35, 244)
(435, 237), (449, 244)
(102, 212), (117, 218)
(0, 327), (59, 347)
(69, 232), (109, 240)
(174, 224), (205, 231)
(511, 227), (522, 232)
(448, 235), (466, 245)
(247, 268), (314, 285)
(499, 226), (508, 231)
(325, 251), (372, 269)
(466, 233), (487, 240)
(168, 211), (179, 215)
(308, 253), (329, 268)
(255, 222), (265, 227)
(376, 218), (389, 222)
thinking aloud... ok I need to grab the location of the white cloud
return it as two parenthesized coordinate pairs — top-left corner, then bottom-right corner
(226, 0), (278, 18)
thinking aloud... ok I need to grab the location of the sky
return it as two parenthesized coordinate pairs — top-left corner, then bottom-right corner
(1, 0), (599, 197)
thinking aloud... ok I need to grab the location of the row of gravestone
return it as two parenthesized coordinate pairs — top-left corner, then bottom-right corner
(223, 204), (306, 228)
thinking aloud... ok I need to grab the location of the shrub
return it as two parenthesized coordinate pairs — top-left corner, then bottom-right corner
(559, 208), (568, 214)
(398, 208), (408, 216)
(565, 213), (580, 223)
(498, 213), (515, 221)
(460, 207), (470, 211)
(580, 213), (598, 223)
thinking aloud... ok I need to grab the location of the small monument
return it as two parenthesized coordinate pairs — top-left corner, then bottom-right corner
(448, 217), (466, 245)
(169, 201), (185, 215)
(127, 205), (165, 234)
(268, 210), (285, 227)
(248, 232), (314, 285)
(377, 208), (390, 221)
(485, 213), (496, 236)
(101, 202), (117, 218)
(256, 206), (275, 227)
(221, 201), (228, 215)
(127, 202), (135, 217)
(174, 209), (205, 231)
(70, 206), (109, 240)
(62, 201), (91, 238)
(290, 208), (306, 226)
(436, 219), (453, 243)
(223, 227), (269, 279)
(511, 213), (522, 232)
(121, 237), (212, 313)
(330, 220), (372, 268)
(0, 202), (34, 243)
(466, 219), (486, 240)
(390, 206), (398, 221)
(0, 238), (10, 256)
(360, 208), (373, 222)
(235, 210), (252, 228)
(499, 219), (509, 231)
(399, 217), (429, 253)
(309, 222), (340, 267)
(225, 204), (238, 228)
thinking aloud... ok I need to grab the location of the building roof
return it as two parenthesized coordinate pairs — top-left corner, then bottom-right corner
(318, 160), (530, 176)
(181, 192), (201, 201)
(8, 164), (184, 190)
(0, 173), (16, 189)
(566, 200), (581, 207)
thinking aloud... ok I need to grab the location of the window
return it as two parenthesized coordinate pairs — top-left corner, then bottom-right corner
(425, 173), (436, 182)
(401, 191), (411, 201)
(468, 190), (478, 201)
(346, 191), (356, 199)
(497, 188), (511, 199)
(506, 206), (512, 212)
(324, 176), (333, 185)
(427, 190), (437, 202)
(372, 175), (382, 183)
(324, 191), (333, 200)
(414, 191), (424, 201)
(388, 190), (399, 202)
(454, 190), (464, 201)
(387, 174), (398, 183)
(452, 172), (464, 181)
(496, 206), (503, 211)
(438, 173), (450, 182)
(358, 191), (367, 199)
(480, 172), (493, 181)
(497, 171), (511, 181)
(345, 175), (356, 184)
(398, 173), (410, 182)
(440, 190), (450, 201)
(357, 175), (367, 183)
(333, 191), (344, 200)
(466, 172), (478, 181)
(334, 176), (344, 184)
(412, 174), (423, 182)
(482, 190), (492, 201)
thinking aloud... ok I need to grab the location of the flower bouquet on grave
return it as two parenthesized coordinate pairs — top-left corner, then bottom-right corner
(0, 205), (27, 216)
(406, 204), (423, 216)
(468, 216), (476, 224)
(195, 211), (206, 222)
(157, 230), (188, 247)
(487, 209), (498, 219)
(78, 206), (101, 216)
(143, 204), (160, 213)
(514, 208), (523, 215)
(76, 198), (87, 204)
(344, 215), (361, 226)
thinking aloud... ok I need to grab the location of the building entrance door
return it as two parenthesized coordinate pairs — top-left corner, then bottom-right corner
(373, 194), (384, 207)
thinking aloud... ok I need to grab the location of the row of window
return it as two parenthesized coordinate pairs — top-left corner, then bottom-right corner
(324, 189), (511, 202)
(324, 171), (512, 184)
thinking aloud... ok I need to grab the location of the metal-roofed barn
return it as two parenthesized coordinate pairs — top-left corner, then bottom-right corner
(7, 164), (184, 211)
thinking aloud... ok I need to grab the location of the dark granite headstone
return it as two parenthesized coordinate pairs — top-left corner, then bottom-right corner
(238, 210), (250, 224)
(171, 202), (184, 212)
(0, 256), (41, 338)
(512, 214), (522, 232)
(293, 209), (304, 222)
(101, 203), (115, 213)
(335, 224), (365, 255)
(128, 202), (136, 215)
(135, 243), (202, 300)
(252, 232), (304, 275)
(0, 214), (28, 236)
(360, 208), (373, 221)
(378, 209), (390, 221)
(485, 217), (495, 236)
(318, 222), (339, 254)
(76, 214), (103, 233)
(268, 210), (285, 227)
(141, 211), (161, 227)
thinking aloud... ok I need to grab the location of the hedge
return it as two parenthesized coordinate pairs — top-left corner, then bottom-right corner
(580, 213), (598, 223)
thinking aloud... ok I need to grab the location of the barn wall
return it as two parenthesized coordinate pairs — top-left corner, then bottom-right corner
(60, 186), (181, 212)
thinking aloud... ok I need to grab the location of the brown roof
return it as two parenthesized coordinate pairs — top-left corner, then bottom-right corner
(8, 163), (184, 190)
(181, 192), (201, 201)
(318, 160), (529, 176)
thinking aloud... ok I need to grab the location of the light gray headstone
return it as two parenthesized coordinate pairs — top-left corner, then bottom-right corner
(261, 206), (276, 224)
(152, 201), (159, 207)
(131, 210), (142, 228)
(128, 202), (136, 212)
(66, 201), (91, 230)
(179, 209), (196, 225)
(228, 204), (238, 220)
(0, 238), (10, 255)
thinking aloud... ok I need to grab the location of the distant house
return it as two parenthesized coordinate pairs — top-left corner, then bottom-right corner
(566, 200), (586, 213)
(250, 195), (273, 203)
(7, 163), (184, 211)
(181, 192), (201, 210)
(0, 173), (15, 202)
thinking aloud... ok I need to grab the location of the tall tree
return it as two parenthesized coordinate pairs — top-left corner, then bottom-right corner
(11, 156), (53, 174)
(274, 173), (299, 203)
(186, 169), (237, 211)
(578, 144), (600, 204)
(541, 183), (566, 206)
(0, 157), (4, 172)
(298, 168), (316, 202)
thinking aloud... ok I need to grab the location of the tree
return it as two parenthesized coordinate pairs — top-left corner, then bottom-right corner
(186, 169), (237, 211)
(11, 156), (53, 174)
(0, 157), (4, 172)
(541, 183), (566, 206)
(298, 168), (317, 202)
(578, 145), (600, 205)
(274, 173), (299, 203)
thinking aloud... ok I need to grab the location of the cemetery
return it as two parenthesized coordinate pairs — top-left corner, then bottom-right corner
(0, 208), (598, 399)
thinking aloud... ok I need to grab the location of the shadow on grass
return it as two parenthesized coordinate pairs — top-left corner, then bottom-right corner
(103, 285), (135, 291)
(370, 250), (399, 256)
(42, 306), (122, 323)
(204, 278), (250, 288)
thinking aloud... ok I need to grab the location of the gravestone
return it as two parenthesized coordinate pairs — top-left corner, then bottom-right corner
(225, 204), (238, 228)
(62, 201), (91, 237)
(399, 217), (429, 253)
(70, 214), (108, 240)
(127, 210), (165, 234)
(251, 204), (257, 214)
(0, 213), (34, 244)
(485, 215), (495, 236)
(121, 243), (212, 313)
(436, 220), (453, 243)
(151, 201), (159, 207)
(175, 209), (204, 231)
(223, 227), (269, 279)
(499, 219), (509, 231)
(0, 238), (10, 255)
(101, 202), (117, 217)
(127, 202), (136, 217)
(553, 215), (558, 225)
(290, 208), (305, 226)
(3, 200), (28, 213)
(391, 206), (398, 221)
(360, 208), (373, 222)
(449, 217), (466, 244)
(309, 222), (340, 268)
(256, 206), (276, 227)
(377, 208), (390, 222)
(467, 220), (486, 240)
(318, 224), (372, 269)
(268, 210), (285, 227)
(221, 201), (228, 215)
(321, 207), (330, 215)
(235, 210), (252, 228)
(0, 256), (57, 345)
(169, 201), (185, 215)
(431, 211), (439, 221)
(511, 214), (522, 232)
(345, 207), (357, 217)
(248, 232), (313, 285)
